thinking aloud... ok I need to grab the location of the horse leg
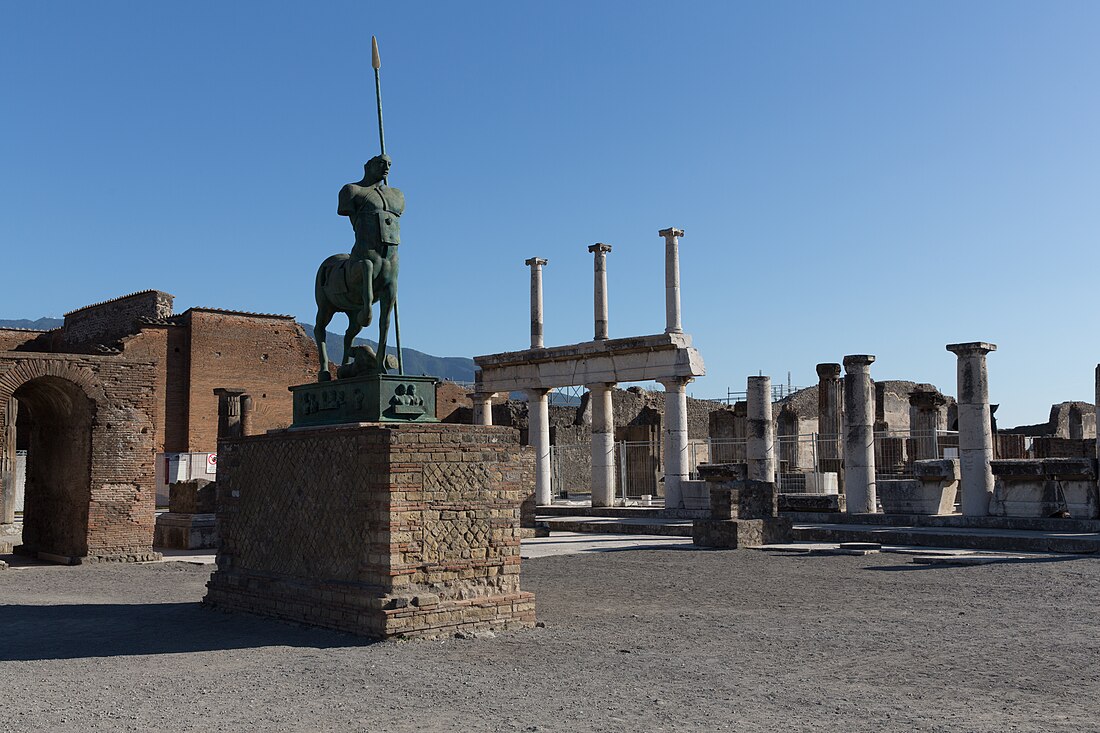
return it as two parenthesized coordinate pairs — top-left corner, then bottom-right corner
(314, 301), (336, 382)
(358, 259), (375, 328)
(375, 282), (396, 374)
(343, 316), (362, 366)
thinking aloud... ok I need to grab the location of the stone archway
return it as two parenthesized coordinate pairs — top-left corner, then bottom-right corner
(0, 354), (159, 563)
(13, 376), (95, 559)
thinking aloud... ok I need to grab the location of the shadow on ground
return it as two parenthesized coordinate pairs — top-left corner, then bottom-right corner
(0, 601), (372, 662)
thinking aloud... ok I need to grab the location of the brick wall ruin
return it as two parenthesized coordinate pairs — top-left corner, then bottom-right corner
(0, 353), (158, 561)
(61, 290), (173, 349)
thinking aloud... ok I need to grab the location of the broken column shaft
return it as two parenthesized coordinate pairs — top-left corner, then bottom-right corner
(746, 376), (776, 483)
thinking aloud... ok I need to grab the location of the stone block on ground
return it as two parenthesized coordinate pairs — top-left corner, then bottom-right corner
(153, 512), (217, 549)
(693, 517), (793, 548)
(879, 477), (958, 515)
(779, 494), (846, 513)
(990, 458), (1099, 519)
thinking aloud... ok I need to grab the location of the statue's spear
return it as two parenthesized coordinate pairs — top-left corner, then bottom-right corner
(372, 35), (403, 375)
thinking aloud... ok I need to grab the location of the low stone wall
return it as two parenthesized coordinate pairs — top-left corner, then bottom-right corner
(204, 423), (536, 639)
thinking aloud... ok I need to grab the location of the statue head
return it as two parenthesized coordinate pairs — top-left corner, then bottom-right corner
(364, 154), (392, 182)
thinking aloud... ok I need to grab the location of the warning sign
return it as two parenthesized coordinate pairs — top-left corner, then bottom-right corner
(206, 453), (217, 474)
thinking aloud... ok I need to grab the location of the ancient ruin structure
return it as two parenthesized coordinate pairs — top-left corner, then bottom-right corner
(472, 228), (705, 509)
(0, 289), (317, 560)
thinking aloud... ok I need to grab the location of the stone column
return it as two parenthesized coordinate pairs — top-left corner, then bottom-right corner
(0, 396), (16, 525)
(525, 388), (552, 506)
(947, 342), (997, 516)
(588, 382), (617, 507)
(658, 227), (684, 334)
(843, 355), (877, 513)
(471, 392), (495, 426)
(816, 362), (844, 470)
(658, 377), (692, 509)
(1095, 365), (1100, 462)
(213, 388), (248, 441)
(240, 394), (254, 437)
(746, 376), (776, 483)
(908, 385), (946, 461)
(524, 257), (548, 349)
(588, 243), (612, 340)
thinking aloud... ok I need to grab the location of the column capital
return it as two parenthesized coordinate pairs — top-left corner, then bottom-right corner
(468, 391), (497, 401)
(588, 242), (612, 255)
(747, 375), (771, 388)
(946, 341), (997, 356)
(523, 387), (552, 399)
(213, 387), (249, 397)
(816, 362), (842, 380)
(584, 382), (616, 392)
(842, 354), (876, 369)
(658, 227), (685, 239)
(657, 376), (693, 391)
(524, 257), (548, 267)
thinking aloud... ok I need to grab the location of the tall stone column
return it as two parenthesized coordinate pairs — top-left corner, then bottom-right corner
(658, 377), (692, 509)
(1095, 365), (1100, 462)
(213, 388), (248, 441)
(471, 392), (495, 426)
(947, 342), (997, 516)
(588, 383), (617, 507)
(658, 227), (684, 334)
(525, 388), (552, 506)
(816, 362), (844, 470)
(1, 396), (17, 525)
(746, 376), (776, 483)
(908, 385), (946, 461)
(524, 257), (548, 349)
(588, 243), (612, 340)
(843, 355), (877, 513)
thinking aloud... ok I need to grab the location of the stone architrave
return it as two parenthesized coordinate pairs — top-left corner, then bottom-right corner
(588, 243), (612, 340)
(525, 257), (548, 349)
(746, 376), (776, 483)
(525, 388), (552, 506)
(658, 227), (684, 334)
(843, 355), (877, 513)
(658, 376), (692, 508)
(1094, 365), (1099, 462)
(947, 342), (997, 516)
(588, 382), (616, 507)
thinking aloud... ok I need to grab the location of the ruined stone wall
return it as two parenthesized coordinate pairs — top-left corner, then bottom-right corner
(435, 381), (471, 421)
(61, 290), (173, 348)
(0, 353), (157, 560)
(205, 423), (535, 639)
(184, 310), (316, 451)
(0, 329), (47, 352)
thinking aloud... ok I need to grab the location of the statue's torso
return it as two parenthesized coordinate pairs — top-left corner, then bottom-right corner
(344, 183), (405, 248)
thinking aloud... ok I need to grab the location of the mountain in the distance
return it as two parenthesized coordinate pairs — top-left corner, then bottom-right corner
(300, 323), (476, 383)
(0, 317), (62, 330)
(0, 316), (476, 384)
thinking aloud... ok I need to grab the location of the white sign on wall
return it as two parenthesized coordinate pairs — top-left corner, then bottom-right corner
(206, 453), (217, 474)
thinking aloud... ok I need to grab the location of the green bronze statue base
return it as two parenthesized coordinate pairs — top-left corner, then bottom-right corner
(290, 374), (438, 428)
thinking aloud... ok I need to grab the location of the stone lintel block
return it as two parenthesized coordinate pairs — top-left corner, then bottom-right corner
(913, 458), (960, 482)
(697, 462), (749, 483)
(946, 342), (997, 356)
(991, 458), (1097, 481)
(879, 478), (958, 515)
(778, 493), (846, 513)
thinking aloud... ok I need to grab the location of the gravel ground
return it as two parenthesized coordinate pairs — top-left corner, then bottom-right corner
(1, 548), (1099, 733)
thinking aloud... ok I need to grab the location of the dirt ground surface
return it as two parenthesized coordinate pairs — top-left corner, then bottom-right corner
(2, 548), (1099, 733)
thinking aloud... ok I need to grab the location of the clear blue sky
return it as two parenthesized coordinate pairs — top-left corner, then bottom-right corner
(2, 2), (1098, 426)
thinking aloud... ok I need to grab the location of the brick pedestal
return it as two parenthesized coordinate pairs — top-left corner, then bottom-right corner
(203, 423), (536, 639)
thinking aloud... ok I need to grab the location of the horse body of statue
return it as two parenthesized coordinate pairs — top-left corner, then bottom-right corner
(314, 154), (402, 381)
